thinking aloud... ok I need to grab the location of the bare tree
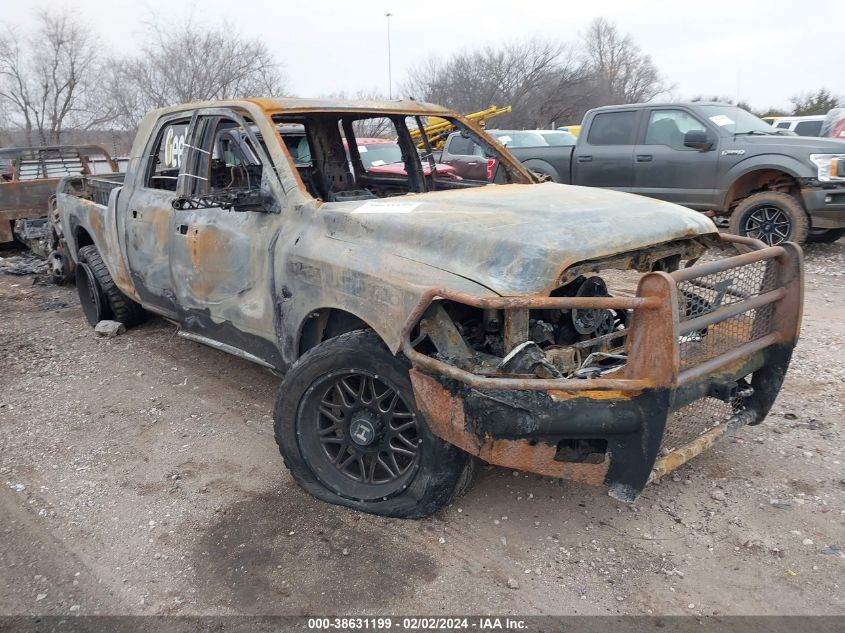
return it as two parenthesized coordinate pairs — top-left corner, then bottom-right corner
(529, 53), (596, 127)
(790, 88), (841, 116)
(0, 30), (33, 143)
(110, 17), (289, 127)
(403, 24), (670, 129)
(760, 106), (788, 118)
(582, 17), (669, 104)
(402, 39), (588, 128)
(0, 9), (115, 145)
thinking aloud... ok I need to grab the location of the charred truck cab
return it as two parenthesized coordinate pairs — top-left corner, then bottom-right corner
(56, 98), (803, 518)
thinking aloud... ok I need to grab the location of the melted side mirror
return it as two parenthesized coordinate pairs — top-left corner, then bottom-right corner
(684, 130), (713, 151)
(234, 171), (280, 213)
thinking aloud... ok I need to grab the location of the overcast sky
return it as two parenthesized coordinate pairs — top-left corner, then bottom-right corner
(4, 0), (840, 112)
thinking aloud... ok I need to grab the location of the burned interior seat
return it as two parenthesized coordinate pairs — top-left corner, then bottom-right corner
(321, 156), (375, 202)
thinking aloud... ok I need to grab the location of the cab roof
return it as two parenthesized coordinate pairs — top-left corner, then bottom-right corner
(589, 101), (746, 112)
(150, 97), (456, 119)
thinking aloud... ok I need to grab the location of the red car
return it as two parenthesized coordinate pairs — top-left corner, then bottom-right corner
(350, 138), (460, 179)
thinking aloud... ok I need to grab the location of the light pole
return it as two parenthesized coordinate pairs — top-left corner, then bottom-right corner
(385, 12), (393, 99)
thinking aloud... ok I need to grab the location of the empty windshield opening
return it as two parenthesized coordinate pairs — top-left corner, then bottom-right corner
(271, 112), (531, 202)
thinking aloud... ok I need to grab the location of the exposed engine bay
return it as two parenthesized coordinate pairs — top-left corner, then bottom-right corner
(412, 239), (710, 380)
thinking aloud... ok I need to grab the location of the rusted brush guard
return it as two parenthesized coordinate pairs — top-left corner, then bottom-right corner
(402, 234), (803, 501)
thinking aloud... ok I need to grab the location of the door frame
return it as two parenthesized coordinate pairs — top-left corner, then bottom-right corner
(120, 112), (197, 317)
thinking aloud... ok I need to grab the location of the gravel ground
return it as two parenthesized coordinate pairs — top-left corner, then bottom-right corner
(0, 241), (843, 617)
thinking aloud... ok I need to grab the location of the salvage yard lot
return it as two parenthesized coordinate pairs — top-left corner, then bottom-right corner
(1, 242), (844, 616)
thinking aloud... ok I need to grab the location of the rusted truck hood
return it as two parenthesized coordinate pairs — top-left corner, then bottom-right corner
(321, 182), (717, 296)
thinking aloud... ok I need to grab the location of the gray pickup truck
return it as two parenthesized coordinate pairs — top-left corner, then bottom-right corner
(57, 98), (803, 518)
(440, 102), (845, 245)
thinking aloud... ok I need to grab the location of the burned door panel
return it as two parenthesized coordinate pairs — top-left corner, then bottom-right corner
(125, 190), (178, 314)
(123, 118), (191, 315)
(168, 111), (284, 365)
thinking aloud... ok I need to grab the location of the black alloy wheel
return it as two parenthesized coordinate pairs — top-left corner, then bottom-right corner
(742, 205), (792, 246)
(273, 329), (472, 518)
(297, 369), (420, 500)
(729, 191), (809, 246)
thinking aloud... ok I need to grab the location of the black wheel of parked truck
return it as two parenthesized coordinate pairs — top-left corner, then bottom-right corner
(75, 245), (146, 327)
(729, 191), (810, 246)
(274, 329), (472, 518)
(807, 227), (845, 244)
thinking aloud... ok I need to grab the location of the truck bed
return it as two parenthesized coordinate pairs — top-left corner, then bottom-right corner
(81, 173), (125, 203)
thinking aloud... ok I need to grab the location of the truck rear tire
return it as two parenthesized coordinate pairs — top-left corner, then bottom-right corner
(76, 245), (146, 327)
(728, 191), (810, 246)
(273, 330), (471, 518)
(528, 166), (559, 183)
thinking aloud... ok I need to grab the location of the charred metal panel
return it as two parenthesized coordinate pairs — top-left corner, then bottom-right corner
(170, 206), (282, 362)
(314, 184), (717, 297)
(1, 145), (117, 243)
(275, 237), (494, 363)
(57, 188), (132, 294)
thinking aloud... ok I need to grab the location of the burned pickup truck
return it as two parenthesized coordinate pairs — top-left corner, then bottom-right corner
(1, 145), (118, 281)
(56, 98), (803, 517)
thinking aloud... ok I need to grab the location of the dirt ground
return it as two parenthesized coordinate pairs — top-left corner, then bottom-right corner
(1, 240), (843, 618)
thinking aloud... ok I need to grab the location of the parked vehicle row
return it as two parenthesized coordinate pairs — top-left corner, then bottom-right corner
(440, 102), (845, 245)
(768, 115), (826, 137)
(6, 103), (844, 255)
(54, 97), (803, 518)
(436, 129), (576, 182)
(765, 111), (845, 140)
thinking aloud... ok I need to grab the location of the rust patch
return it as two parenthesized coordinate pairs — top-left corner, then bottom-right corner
(114, 254), (133, 291)
(409, 369), (470, 448)
(648, 424), (726, 482)
(87, 204), (105, 244)
(409, 369), (609, 486)
(154, 211), (171, 248)
(480, 439), (608, 485)
(548, 389), (639, 401)
(623, 271), (678, 387)
(187, 227), (228, 299)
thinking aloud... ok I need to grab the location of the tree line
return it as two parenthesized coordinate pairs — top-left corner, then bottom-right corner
(403, 18), (671, 129)
(0, 9), (285, 148)
(0, 9), (841, 150)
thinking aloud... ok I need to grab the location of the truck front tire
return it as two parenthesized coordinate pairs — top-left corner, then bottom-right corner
(76, 245), (146, 327)
(273, 330), (472, 518)
(728, 191), (810, 246)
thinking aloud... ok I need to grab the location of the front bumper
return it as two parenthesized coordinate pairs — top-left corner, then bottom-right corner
(404, 235), (804, 501)
(801, 181), (845, 228)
